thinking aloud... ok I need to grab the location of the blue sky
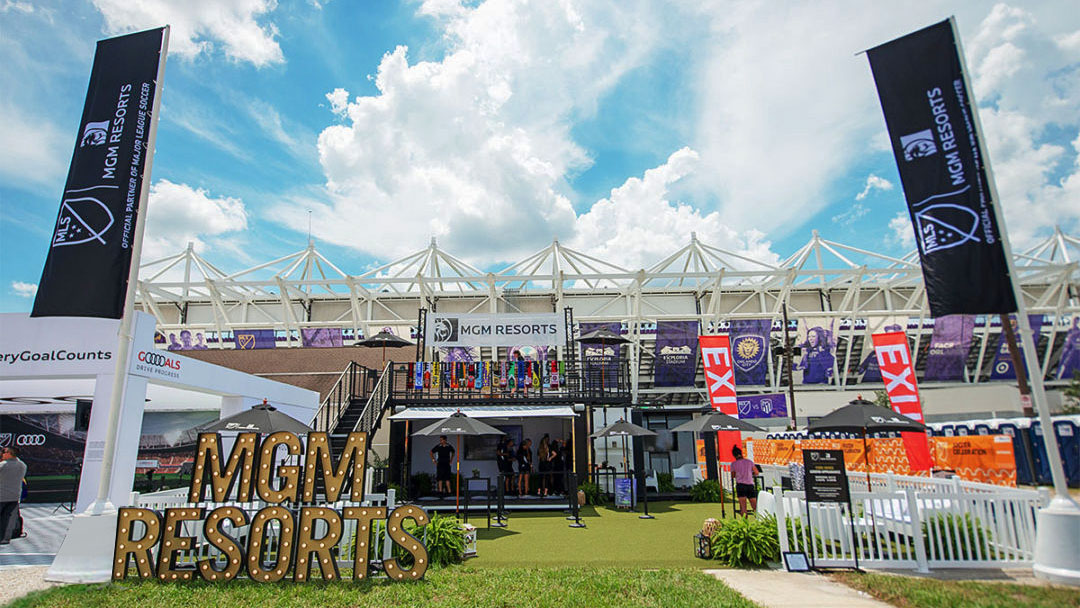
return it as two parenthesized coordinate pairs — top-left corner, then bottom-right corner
(2, 0), (1078, 311)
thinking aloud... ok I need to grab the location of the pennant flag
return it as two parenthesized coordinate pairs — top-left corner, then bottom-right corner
(872, 331), (923, 421)
(700, 334), (741, 461)
(866, 19), (1015, 317)
(32, 28), (168, 318)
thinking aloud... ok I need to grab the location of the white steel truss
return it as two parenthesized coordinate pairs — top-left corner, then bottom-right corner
(138, 229), (1080, 393)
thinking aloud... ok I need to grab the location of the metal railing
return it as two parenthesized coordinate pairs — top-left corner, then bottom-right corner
(352, 363), (392, 434)
(310, 362), (377, 432)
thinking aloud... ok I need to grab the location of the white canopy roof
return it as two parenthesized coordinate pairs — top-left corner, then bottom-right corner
(389, 405), (578, 420)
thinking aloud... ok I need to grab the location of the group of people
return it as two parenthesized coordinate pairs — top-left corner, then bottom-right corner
(496, 434), (569, 497)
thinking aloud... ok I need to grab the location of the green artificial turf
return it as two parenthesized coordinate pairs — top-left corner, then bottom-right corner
(470, 501), (731, 568)
(832, 571), (1080, 608)
(11, 567), (759, 608)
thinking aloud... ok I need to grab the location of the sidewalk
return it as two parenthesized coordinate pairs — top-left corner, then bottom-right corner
(0, 503), (73, 569)
(705, 569), (892, 608)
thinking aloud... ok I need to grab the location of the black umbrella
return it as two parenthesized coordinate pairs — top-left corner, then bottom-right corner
(670, 413), (766, 434)
(589, 419), (655, 477)
(355, 329), (413, 368)
(412, 411), (504, 515)
(202, 399), (313, 434)
(808, 398), (927, 487)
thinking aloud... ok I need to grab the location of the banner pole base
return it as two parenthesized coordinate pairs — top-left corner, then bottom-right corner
(1033, 496), (1080, 587)
(44, 507), (120, 583)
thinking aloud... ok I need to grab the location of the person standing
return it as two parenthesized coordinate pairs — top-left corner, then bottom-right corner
(537, 434), (551, 497)
(731, 446), (761, 517)
(0, 447), (28, 545)
(430, 436), (455, 496)
(517, 439), (532, 496)
(549, 439), (564, 495)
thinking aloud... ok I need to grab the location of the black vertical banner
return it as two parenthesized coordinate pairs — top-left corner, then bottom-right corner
(32, 28), (165, 319)
(866, 20), (1016, 317)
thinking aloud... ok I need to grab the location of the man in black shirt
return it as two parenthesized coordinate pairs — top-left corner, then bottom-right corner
(430, 435), (455, 495)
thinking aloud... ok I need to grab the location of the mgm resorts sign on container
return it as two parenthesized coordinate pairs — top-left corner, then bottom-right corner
(426, 313), (565, 347)
(112, 431), (431, 583)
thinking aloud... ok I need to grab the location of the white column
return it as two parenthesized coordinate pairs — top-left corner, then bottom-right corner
(75, 373), (148, 512)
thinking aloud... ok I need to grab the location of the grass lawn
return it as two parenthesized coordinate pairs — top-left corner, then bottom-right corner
(10, 567), (760, 608)
(832, 571), (1080, 608)
(470, 501), (730, 568)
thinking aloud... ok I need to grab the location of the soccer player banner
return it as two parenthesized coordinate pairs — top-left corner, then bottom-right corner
(730, 319), (771, 386)
(923, 314), (975, 381)
(32, 28), (168, 319)
(795, 320), (837, 385)
(301, 328), (343, 348)
(440, 346), (480, 362)
(653, 320), (698, 387)
(699, 334), (741, 461)
(1057, 316), (1080, 380)
(989, 314), (1045, 380)
(165, 329), (210, 351)
(867, 19), (1016, 317)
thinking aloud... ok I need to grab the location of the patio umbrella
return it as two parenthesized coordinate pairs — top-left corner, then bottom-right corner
(202, 398), (313, 434)
(589, 419), (655, 476)
(355, 330), (413, 369)
(577, 327), (631, 423)
(671, 411), (765, 516)
(412, 411), (505, 515)
(807, 398), (927, 487)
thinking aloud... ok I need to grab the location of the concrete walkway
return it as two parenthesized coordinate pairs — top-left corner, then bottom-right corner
(0, 503), (73, 569)
(706, 569), (892, 608)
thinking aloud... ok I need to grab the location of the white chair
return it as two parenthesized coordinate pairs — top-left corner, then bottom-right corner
(672, 464), (701, 488)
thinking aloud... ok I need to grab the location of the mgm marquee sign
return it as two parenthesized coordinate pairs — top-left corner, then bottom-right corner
(112, 432), (430, 583)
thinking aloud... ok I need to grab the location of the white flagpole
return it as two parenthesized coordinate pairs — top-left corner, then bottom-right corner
(951, 15), (1078, 586)
(87, 25), (171, 514)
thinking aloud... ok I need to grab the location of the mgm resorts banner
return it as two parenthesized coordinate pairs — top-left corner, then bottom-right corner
(867, 20), (1016, 318)
(32, 28), (166, 319)
(426, 313), (564, 347)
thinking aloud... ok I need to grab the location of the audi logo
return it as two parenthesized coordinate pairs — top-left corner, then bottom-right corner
(136, 351), (181, 370)
(16, 434), (46, 446)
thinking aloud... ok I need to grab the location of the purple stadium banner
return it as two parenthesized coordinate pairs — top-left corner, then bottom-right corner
(736, 393), (788, 420)
(1058, 316), (1080, 380)
(796, 321), (837, 385)
(730, 319), (771, 386)
(165, 329), (210, 351)
(580, 322), (621, 388)
(441, 346), (481, 362)
(923, 315), (975, 381)
(234, 329), (276, 350)
(653, 320), (698, 387)
(301, 327), (343, 348)
(989, 314), (1045, 380)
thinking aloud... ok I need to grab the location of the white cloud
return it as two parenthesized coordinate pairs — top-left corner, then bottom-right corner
(10, 281), (37, 298)
(855, 174), (894, 201)
(1, 1), (34, 14)
(92, 0), (283, 67)
(0, 101), (70, 192)
(141, 179), (248, 263)
(888, 211), (915, 250)
(832, 203), (869, 226)
(571, 148), (779, 270)
(283, 0), (664, 263)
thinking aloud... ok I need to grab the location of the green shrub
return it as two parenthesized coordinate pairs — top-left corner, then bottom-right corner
(657, 473), (676, 493)
(689, 479), (723, 502)
(410, 472), (433, 497)
(711, 515), (780, 567)
(411, 513), (466, 567)
(578, 481), (606, 505)
(922, 513), (994, 560)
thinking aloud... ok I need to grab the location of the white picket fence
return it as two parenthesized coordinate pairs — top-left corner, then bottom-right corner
(128, 487), (402, 571)
(770, 481), (1047, 571)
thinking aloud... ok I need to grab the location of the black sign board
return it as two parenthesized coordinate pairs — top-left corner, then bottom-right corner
(802, 449), (849, 503)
